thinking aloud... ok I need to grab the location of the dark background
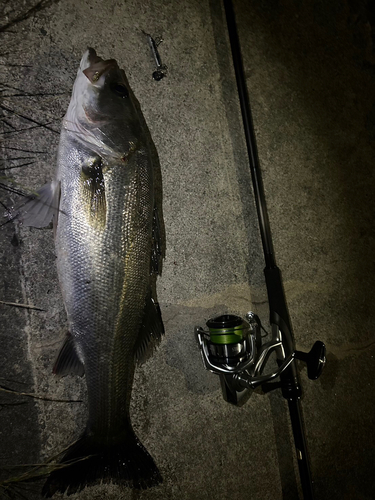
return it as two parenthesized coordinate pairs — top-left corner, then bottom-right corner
(1, 0), (374, 498)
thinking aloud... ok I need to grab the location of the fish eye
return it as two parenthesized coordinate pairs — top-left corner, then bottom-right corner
(110, 83), (129, 98)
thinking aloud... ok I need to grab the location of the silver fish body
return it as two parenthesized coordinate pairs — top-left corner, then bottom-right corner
(56, 69), (153, 434)
(20, 48), (163, 496)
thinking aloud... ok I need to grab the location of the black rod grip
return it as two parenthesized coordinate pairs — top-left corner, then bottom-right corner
(264, 266), (301, 399)
(264, 266), (293, 346)
(288, 398), (314, 500)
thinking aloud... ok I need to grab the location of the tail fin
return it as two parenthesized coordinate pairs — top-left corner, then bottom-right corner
(42, 427), (162, 497)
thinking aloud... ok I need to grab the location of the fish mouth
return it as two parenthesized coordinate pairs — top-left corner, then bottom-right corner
(82, 47), (118, 84)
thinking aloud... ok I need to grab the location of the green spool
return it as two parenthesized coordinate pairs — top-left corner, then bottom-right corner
(206, 315), (244, 345)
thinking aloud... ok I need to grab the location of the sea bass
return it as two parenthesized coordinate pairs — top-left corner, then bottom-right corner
(19, 48), (164, 496)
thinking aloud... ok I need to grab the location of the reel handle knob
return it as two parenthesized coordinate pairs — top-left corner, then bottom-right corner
(295, 341), (326, 380)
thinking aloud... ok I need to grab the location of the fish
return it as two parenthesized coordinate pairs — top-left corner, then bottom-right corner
(17, 48), (164, 496)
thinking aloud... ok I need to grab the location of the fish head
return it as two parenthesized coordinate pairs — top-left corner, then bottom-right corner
(64, 48), (144, 160)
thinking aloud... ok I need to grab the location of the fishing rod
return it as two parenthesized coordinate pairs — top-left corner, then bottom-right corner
(195, 1), (326, 499)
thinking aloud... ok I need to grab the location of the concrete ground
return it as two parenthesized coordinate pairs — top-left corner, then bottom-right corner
(1, 0), (374, 499)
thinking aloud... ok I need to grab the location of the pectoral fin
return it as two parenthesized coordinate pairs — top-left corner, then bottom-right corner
(16, 180), (60, 228)
(80, 156), (106, 229)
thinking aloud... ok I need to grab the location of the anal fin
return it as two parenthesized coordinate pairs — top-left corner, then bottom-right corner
(53, 333), (85, 377)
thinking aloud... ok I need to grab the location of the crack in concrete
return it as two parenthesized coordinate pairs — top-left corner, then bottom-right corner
(327, 339), (375, 360)
(0, 0), (57, 33)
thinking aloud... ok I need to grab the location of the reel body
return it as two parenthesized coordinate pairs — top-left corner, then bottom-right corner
(196, 313), (326, 405)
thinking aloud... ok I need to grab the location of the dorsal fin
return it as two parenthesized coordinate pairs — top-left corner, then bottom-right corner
(134, 296), (164, 364)
(151, 205), (163, 275)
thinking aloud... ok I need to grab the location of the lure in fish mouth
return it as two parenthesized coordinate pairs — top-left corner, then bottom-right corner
(17, 48), (164, 496)
(82, 47), (118, 82)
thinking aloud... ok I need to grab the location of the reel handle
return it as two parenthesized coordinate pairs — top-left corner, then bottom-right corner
(295, 341), (326, 380)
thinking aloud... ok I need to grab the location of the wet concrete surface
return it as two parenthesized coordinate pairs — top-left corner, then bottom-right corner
(1, 0), (375, 499)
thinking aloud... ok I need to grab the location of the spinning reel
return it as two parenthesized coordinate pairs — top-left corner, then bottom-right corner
(195, 2), (328, 496)
(196, 313), (326, 405)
